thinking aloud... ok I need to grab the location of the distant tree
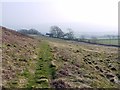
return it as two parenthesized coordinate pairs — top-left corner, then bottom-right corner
(66, 28), (74, 40)
(118, 35), (120, 39)
(18, 29), (28, 34)
(29, 29), (41, 35)
(50, 26), (64, 38)
(80, 35), (86, 41)
(18, 29), (41, 35)
(106, 35), (113, 44)
(106, 35), (112, 39)
(111, 35), (117, 39)
(91, 36), (98, 43)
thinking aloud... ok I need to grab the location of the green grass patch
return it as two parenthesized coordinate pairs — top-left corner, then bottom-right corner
(34, 41), (56, 88)
(19, 41), (56, 88)
(82, 39), (118, 45)
(96, 39), (118, 45)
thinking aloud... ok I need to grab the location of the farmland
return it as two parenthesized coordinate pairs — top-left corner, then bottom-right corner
(96, 39), (118, 45)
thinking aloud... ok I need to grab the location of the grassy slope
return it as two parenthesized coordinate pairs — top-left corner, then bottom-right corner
(2, 27), (120, 88)
(2, 27), (55, 88)
(21, 41), (54, 88)
(38, 36), (120, 88)
(0, 27), (2, 87)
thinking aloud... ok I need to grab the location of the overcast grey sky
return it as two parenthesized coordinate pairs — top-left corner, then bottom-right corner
(1, 0), (119, 35)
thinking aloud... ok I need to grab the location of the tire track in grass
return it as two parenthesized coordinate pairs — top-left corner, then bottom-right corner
(18, 41), (56, 88)
(34, 41), (56, 88)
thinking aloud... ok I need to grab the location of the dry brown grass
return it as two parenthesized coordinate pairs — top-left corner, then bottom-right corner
(1, 27), (120, 88)
(2, 27), (40, 87)
(46, 37), (120, 88)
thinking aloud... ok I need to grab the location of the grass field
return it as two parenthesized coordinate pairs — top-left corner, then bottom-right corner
(82, 39), (119, 46)
(2, 27), (120, 88)
(96, 39), (118, 45)
(44, 36), (120, 88)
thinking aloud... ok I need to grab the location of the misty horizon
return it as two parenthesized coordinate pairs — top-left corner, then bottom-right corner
(1, 0), (118, 36)
(2, 22), (118, 36)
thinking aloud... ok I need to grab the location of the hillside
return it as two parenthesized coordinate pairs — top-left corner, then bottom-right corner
(1, 27), (120, 88)
(2, 27), (54, 88)
(47, 38), (120, 88)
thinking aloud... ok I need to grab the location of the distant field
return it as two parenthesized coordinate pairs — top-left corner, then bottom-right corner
(28, 34), (119, 46)
(96, 39), (118, 45)
(83, 39), (118, 46)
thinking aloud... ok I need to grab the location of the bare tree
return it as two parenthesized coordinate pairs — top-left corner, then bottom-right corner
(50, 26), (64, 38)
(66, 28), (74, 40)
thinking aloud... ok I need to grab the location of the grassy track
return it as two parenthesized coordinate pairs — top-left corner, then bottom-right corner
(14, 41), (55, 88)
(34, 41), (55, 88)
